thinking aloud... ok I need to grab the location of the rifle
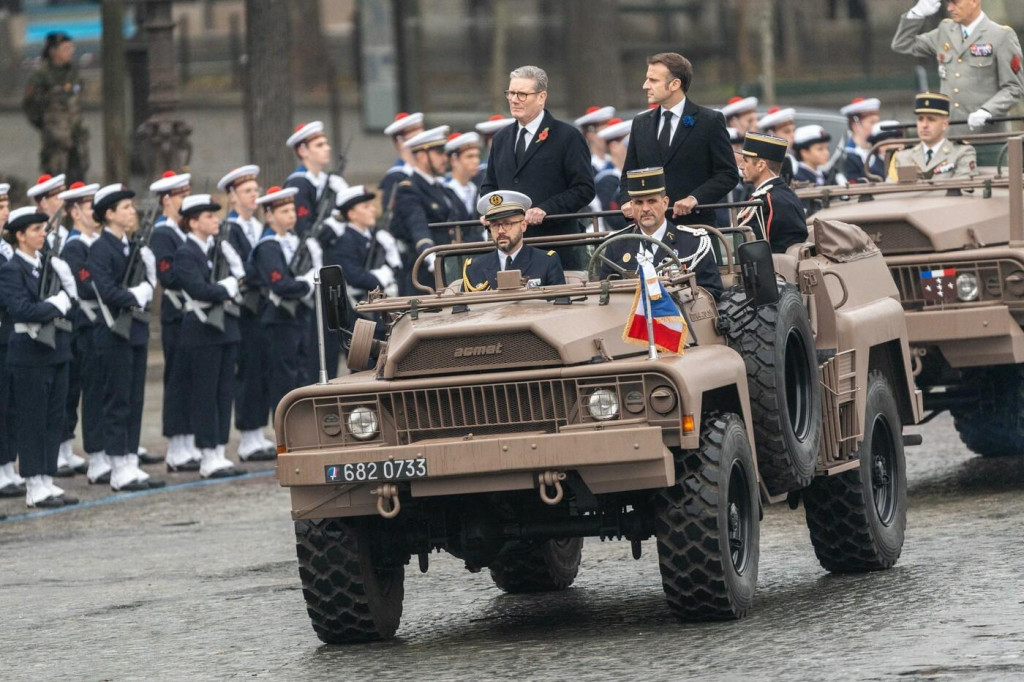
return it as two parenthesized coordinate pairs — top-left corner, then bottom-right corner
(106, 204), (159, 340)
(30, 207), (70, 349)
(190, 217), (239, 332)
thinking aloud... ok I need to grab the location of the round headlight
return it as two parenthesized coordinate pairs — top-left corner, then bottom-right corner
(586, 389), (619, 421)
(956, 273), (979, 302)
(347, 406), (379, 440)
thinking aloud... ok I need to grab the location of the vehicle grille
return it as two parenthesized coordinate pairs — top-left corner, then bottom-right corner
(889, 259), (1018, 307)
(866, 222), (932, 255)
(394, 331), (561, 377)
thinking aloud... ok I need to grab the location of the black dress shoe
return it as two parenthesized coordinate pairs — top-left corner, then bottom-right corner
(202, 466), (241, 479)
(88, 471), (111, 484)
(0, 482), (25, 498)
(146, 478), (166, 488)
(166, 460), (200, 473)
(138, 451), (165, 465)
(29, 495), (66, 508)
(72, 462), (88, 474)
(240, 447), (277, 462)
(56, 494), (79, 506)
(53, 465), (76, 478)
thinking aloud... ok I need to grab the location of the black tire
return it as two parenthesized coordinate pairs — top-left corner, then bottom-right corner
(295, 518), (405, 644)
(951, 366), (1024, 457)
(803, 370), (907, 572)
(654, 412), (760, 620)
(489, 538), (583, 593)
(718, 284), (821, 495)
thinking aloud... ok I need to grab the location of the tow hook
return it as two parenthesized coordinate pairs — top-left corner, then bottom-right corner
(537, 471), (566, 505)
(372, 483), (401, 519)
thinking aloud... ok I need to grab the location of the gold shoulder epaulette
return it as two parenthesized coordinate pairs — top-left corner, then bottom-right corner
(465, 257), (473, 265)
(547, 250), (555, 256)
(398, 180), (412, 187)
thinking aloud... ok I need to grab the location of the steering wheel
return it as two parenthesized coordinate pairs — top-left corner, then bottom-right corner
(587, 233), (685, 282)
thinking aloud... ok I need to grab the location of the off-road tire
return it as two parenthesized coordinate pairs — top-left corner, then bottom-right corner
(951, 366), (1024, 457)
(489, 538), (583, 593)
(718, 284), (821, 495)
(803, 371), (907, 572)
(295, 518), (405, 644)
(654, 412), (759, 620)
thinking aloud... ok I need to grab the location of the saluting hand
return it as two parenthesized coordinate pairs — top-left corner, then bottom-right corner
(909, 0), (940, 18)
(672, 196), (699, 217)
(525, 207), (547, 225)
(621, 201), (633, 220)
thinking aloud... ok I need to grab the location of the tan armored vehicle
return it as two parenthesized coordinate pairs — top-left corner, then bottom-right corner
(803, 134), (1024, 457)
(275, 219), (921, 644)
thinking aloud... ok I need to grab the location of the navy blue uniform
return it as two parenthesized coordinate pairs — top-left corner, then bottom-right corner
(377, 161), (411, 209)
(175, 237), (240, 450)
(251, 234), (313, 413)
(599, 224), (724, 299)
(84, 230), (149, 457)
(463, 246), (565, 292)
(0, 251), (19, 472)
(61, 232), (103, 454)
(284, 166), (327, 239)
(226, 213), (270, 431)
(595, 168), (627, 231)
(391, 172), (460, 294)
(843, 145), (886, 183)
(739, 177), (809, 254)
(150, 217), (190, 441)
(0, 253), (71, 478)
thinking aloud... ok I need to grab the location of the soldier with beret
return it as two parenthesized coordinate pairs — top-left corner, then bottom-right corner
(736, 133), (809, 254)
(462, 190), (565, 292)
(0, 183), (22, 497)
(888, 92), (978, 181)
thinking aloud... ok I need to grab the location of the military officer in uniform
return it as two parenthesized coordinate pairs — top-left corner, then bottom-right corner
(888, 92), (978, 181)
(720, 96), (759, 135)
(473, 114), (515, 186)
(22, 32), (89, 179)
(463, 191), (565, 292)
(595, 117), (632, 231)
(736, 133), (809, 254)
(892, 0), (1024, 129)
(600, 168), (722, 299)
(378, 112), (425, 205)
(0, 183), (23, 497)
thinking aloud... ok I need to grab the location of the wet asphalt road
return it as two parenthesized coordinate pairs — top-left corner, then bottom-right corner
(2, 414), (1023, 681)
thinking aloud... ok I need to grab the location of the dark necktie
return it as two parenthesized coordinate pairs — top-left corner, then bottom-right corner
(926, 149), (933, 166)
(515, 127), (528, 166)
(504, 255), (512, 271)
(659, 110), (673, 158)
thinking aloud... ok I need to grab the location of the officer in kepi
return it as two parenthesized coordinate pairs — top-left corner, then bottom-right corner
(888, 92), (978, 181)
(600, 167), (723, 299)
(736, 133), (809, 254)
(462, 190), (565, 292)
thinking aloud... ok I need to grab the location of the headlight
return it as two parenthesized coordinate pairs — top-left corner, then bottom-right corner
(956, 273), (979, 301)
(586, 389), (619, 421)
(347, 406), (379, 440)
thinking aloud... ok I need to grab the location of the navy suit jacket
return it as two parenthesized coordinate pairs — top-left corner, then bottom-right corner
(619, 99), (739, 226)
(150, 217), (186, 325)
(481, 110), (595, 237)
(174, 238), (240, 346)
(0, 254), (71, 365)
(463, 245), (565, 291)
(85, 230), (150, 347)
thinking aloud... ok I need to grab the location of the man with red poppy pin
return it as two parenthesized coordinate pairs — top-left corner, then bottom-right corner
(284, 121), (346, 239)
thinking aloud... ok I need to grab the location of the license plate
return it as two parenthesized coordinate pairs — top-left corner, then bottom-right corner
(324, 458), (427, 484)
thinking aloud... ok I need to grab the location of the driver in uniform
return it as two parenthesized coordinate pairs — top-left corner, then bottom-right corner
(600, 167), (723, 299)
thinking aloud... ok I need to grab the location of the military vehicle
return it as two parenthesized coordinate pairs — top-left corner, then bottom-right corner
(274, 216), (920, 644)
(802, 134), (1024, 457)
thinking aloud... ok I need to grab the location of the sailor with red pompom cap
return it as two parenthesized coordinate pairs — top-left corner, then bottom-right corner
(284, 121), (347, 239)
(720, 96), (759, 136)
(840, 97), (884, 182)
(377, 112), (425, 208)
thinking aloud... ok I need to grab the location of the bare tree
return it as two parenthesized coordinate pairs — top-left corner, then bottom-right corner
(102, 0), (128, 182)
(245, 0), (294, 186)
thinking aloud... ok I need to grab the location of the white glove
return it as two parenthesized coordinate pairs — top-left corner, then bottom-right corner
(299, 269), (317, 298)
(46, 290), (72, 316)
(217, 276), (240, 299)
(425, 252), (436, 273)
(375, 230), (404, 269)
(220, 241), (246, 279)
(384, 282), (399, 298)
(328, 174), (349, 195)
(908, 0), (940, 18)
(305, 238), (323, 270)
(369, 265), (396, 289)
(0, 241), (12, 260)
(50, 257), (78, 300)
(129, 281), (153, 308)
(968, 109), (992, 131)
(140, 246), (157, 286)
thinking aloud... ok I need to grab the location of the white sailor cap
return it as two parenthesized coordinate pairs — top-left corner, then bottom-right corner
(404, 125), (450, 152)
(445, 131), (481, 154)
(149, 170), (191, 195)
(759, 107), (796, 131)
(217, 164), (260, 192)
(256, 185), (299, 209)
(335, 185), (376, 213)
(840, 97), (881, 118)
(727, 127), (745, 144)
(0, 183), (9, 198)
(27, 173), (66, 199)
(720, 96), (759, 119)
(574, 105), (616, 128)
(477, 190), (532, 221)
(475, 115), (515, 136)
(286, 121), (325, 149)
(384, 112), (425, 137)
(180, 193), (222, 217)
(58, 181), (100, 202)
(92, 183), (136, 220)
(793, 125), (831, 150)
(5, 206), (49, 232)
(597, 117), (632, 142)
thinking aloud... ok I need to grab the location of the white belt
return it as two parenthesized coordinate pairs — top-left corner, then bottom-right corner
(164, 290), (184, 310)
(14, 322), (40, 335)
(184, 299), (212, 313)
(80, 299), (99, 323)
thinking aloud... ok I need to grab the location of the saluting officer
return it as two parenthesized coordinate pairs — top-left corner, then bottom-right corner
(601, 167), (723, 299)
(56, 181), (107, 482)
(218, 165), (276, 462)
(378, 112), (425, 206)
(473, 114), (515, 187)
(462, 191), (565, 292)
(595, 117), (632, 231)
(286, 121), (345, 239)
(149, 170), (199, 472)
(0, 207), (79, 507)
(888, 92), (979, 181)
(736, 133), (809, 254)
(83, 184), (164, 491)
(174, 194), (246, 479)
(251, 186), (319, 413)
(0, 182), (22, 496)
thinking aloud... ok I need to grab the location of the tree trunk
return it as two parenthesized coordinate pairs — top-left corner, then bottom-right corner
(102, 0), (128, 183)
(245, 0), (294, 187)
(563, 0), (622, 110)
(289, 0), (329, 92)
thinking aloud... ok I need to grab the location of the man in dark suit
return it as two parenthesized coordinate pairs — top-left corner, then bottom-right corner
(735, 133), (808, 254)
(619, 52), (739, 228)
(481, 65), (594, 270)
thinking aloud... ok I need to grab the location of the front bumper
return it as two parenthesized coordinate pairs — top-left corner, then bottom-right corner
(905, 304), (1024, 367)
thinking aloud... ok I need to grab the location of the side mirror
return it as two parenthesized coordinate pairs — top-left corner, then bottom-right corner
(737, 240), (779, 308)
(319, 265), (349, 331)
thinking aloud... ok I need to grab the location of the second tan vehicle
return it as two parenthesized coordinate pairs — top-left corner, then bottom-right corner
(275, 218), (920, 644)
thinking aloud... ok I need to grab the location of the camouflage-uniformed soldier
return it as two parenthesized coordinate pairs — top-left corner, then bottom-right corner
(888, 92), (978, 181)
(22, 32), (89, 179)
(892, 0), (1024, 128)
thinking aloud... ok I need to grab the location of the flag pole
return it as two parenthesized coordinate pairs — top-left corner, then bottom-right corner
(642, 278), (658, 361)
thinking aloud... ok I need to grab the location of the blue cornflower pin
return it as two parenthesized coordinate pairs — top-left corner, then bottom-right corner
(682, 115), (696, 128)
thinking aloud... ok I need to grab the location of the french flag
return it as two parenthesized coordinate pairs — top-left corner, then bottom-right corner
(622, 260), (688, 355)
(920, 268), (956, 279)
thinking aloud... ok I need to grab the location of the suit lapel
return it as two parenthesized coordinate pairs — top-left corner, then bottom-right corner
(665, 98), (699, 164)
(955, 19), (989, 58)
(517, 110), (552, 173)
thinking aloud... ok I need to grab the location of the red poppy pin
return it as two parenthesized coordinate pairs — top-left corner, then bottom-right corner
(297, 205), (310, 218)
(158, 259), (171, 273)
(536, 127), (550, 143)
(1013, 55), (1022, 75)
(270, 270), (283, 283)
(77, 267), (90, 281)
